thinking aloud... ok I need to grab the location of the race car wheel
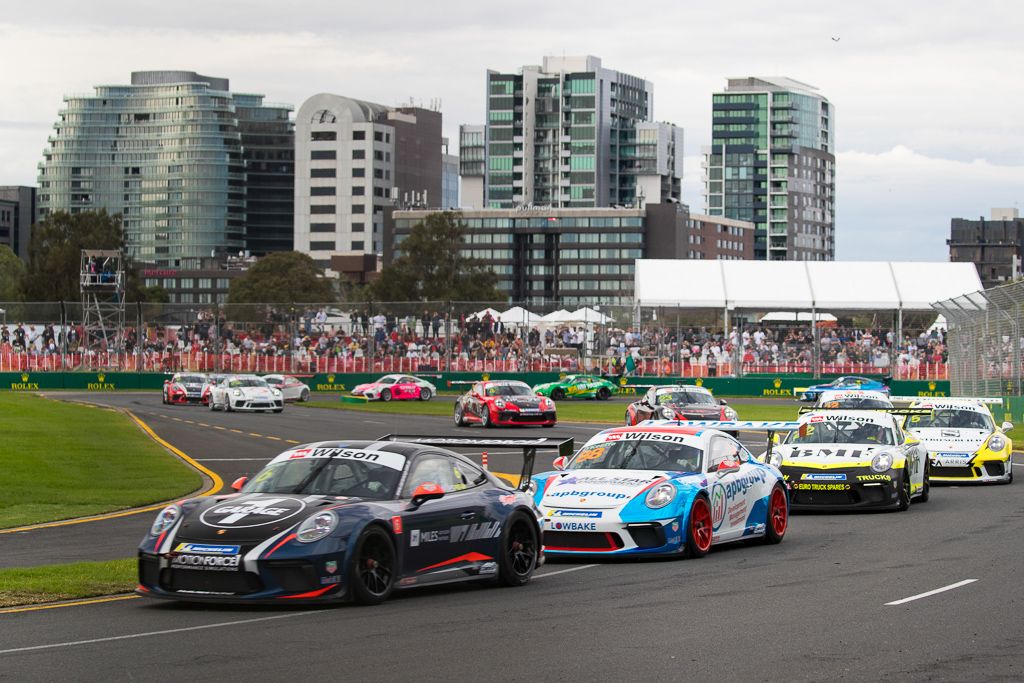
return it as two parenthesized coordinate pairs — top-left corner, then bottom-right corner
(419, 387), (432, 401)
(897, 469), (912, 511)
(454, 406), (466, 427)
(381, 388), (392, 402)
(918, 460), (931, 502)
(683, 495), (713, 559)
(480, 408), (491, 428)
(551, 388), (565, 401)
(273, 408), (283, 414)
(497, 513), (538, 587)
(162, 392), (167, 405)
(350, 526), (395, 605)
(299, 389), (309, 402)
(209, 398), (217, 411)
(761, 484), (788, 544)
(596, 388), (610, 401)
(225, 400), (233, 413)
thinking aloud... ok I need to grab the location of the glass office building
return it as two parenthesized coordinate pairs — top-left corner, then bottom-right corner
(37, 71), (293, 267)
(703, 77), (834, 261)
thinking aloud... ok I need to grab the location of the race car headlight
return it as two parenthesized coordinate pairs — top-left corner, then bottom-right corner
(150, 504), (181, 536)
(232, 389), (242, 396)
(540, 398), (553, 410)
(987, 434), (1006, 452)
(871, 453), (894, 473)
(767, 451), (783, 468)
(494, 399), (506, 409)
(296, 511), (338, 543)
(660, 407), (676, 419)
(271, 388), (282, 396)
(645, 483), (677, 509)
(724, 407), (738, 420)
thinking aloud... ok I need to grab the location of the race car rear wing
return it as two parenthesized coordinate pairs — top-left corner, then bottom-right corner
(378, 435), (574, 492)
(798, 406), (933, 416)
(638, 420), (801, 461)
(888, 396), (1002, 405)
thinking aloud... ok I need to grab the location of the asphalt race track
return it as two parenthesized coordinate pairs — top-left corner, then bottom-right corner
(2, 392), (1024, 681)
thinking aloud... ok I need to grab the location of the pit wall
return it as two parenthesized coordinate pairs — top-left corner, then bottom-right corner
(0, 371), (951, 399)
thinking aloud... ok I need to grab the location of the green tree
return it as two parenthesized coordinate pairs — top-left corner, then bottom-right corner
(23, 210), (128, 301)
(0, 245), (26, 301)
(369, 211), (501, 302)
(228, 251), (336, 304)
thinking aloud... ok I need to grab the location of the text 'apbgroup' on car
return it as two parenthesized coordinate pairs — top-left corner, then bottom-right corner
(530, 422), (789, 558)
(208, 375), (284, 413)
(453, 380), (557, 428)
(900, 397), (1014, 484)
(137, 435), (573, 605)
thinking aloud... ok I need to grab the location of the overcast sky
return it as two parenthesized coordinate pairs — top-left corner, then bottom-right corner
(2, 0), (1021, 260)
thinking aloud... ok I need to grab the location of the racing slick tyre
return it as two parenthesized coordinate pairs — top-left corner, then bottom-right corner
(419, 387), (432, 401)
(299, 389), (309, 402)
(760, 484), (788, 544)
(209, 399), (217, 411)
(162, 392), (167, 405)
(454, 406), (467, 427)
(596, 388), (610, 401)
(349, 525), (396, 605)
(479, 408), (491, 428)
(381, 388), (392, 402)
(542, 423), (555, 428)
(497, 513), (538, 587)
(273, 408), (283, 414)
(897, 468), (912, 511)
(918, 461), (931, 503)
(551, 388), (565, 401)
(683, 495), (713, 559)
(225, 400), (233, 413)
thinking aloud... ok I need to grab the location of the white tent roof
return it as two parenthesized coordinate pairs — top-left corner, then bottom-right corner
(472, 307), (503, 319)
(540, 309), (574, 322)
(759, 312), (838, 322)
(500, 306), (541, 325)
(568, 307), (613, 324)
(635, 260), (983, 311)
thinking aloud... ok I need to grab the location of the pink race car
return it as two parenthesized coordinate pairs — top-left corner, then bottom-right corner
(351, 374), (436, 401)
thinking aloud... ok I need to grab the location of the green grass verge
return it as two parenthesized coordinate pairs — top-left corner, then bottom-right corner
(301, 398), (800, 423)
(0, 558), (136, 608)
(0, 393), (203, 529)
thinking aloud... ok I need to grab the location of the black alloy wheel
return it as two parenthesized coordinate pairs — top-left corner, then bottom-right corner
(350, 526), (396, 605)
(498, 514), (538, 586)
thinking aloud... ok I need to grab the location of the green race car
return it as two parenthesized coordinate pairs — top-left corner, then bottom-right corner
(532, 375), (618, 401)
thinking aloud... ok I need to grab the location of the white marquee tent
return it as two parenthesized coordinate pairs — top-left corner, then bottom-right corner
(634, 260), (983, 312)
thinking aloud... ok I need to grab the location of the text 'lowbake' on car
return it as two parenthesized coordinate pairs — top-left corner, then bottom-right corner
(137, 435), (573, 605)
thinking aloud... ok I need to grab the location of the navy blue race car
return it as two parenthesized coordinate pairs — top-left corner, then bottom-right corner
(796, 375), (890, 402)
(137, 435), (573, 605)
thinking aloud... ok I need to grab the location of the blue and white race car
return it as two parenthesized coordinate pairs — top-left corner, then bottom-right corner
(531, 422), (789, 558)
(797, 376), (890, 402)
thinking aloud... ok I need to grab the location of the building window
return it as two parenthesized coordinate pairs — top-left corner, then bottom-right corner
(311, 150), (336, 160)
(352, 204), (365, 214)
(311, 186), (336, 196)
(310, 131), (336, 141)
(311, 168), (336, 178)
(352, 186), (365, 195)
(352, 240), (365, 250)
(353, 168), (365, 177)
(352, 149), (365, 160)
(352, 222), (365, 232)
(374, 131), (383, 142)
(310, 223), (334, 233)
(374, 150), (384, 161)
(353, 130), (366, 140)
(310, 205), (335, 214)
(310, 241), (335, 251)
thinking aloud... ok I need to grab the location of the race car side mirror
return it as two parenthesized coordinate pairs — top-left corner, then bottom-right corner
(410, 483), (445, 506)
(719, 399), (728, 405)
(1002, 421), (1014, 432)
(231, 476), (248, 492)
(552, 456), (567, 471)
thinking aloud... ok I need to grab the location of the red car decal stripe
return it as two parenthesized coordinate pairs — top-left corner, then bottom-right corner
(416, 551), (493, 573)
(262, 533), (297, 559)
(277, 584), (337, 600)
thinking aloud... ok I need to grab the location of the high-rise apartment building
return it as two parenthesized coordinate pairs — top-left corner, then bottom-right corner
(294, 94), (442, 267)
(235, 94), (295, 255)
(36, 71), (294, 267)
(460, 56), (683, 209)
(441, 137), (459, 209)
(703, 77), (834, 261)
(0, 186), (36, 260)
(948, 208), (1024, 289)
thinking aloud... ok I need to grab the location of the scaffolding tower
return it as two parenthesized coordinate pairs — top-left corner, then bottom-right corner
(80, 249), (125, 358)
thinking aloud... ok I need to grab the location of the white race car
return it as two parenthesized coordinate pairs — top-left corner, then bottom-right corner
(814, 389), (894, 410)
(208, 375), (284, 413)
(768, 409), (930, 511)
(901, 398), (1013, 484)
(263, 374), (311, 402)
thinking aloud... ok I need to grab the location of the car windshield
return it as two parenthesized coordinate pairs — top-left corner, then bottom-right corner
(228, 378), (267, 388)
(909, 409), (993, 430)
(378, 377), (396, 385)
(243, 458), (403, 500)
(656, 390), (715, 406)
(485, 383), (533, 397)
(571, 439), (703, 473)
(177, 375), (205, 384)
(264, 377), (282, 385)
(786, 420), (894, 445)
(819, 398), (891, 409)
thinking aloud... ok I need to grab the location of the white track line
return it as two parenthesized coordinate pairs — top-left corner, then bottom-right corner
(534, 564), (597, 579)
(0, 612), (316, 656)
(885, 579), (978, 606)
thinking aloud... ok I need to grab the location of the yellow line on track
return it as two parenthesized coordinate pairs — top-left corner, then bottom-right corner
(285, 439), (301, 444)
(0, 412), (223, 535)
(0, 595), (140, 615)
(248, 433), (263, 438)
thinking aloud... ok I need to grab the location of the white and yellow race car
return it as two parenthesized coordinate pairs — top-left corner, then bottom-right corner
(900, 398), (1013, 484)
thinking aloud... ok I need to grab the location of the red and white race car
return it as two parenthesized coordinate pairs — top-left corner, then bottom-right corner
(454, 380), (557, 428)
(351, 374), (436, 401)
(162, 373), (208, 405)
